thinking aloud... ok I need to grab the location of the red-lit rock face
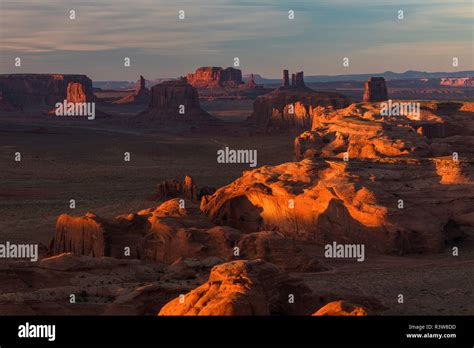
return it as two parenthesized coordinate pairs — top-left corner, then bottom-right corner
(66, 82), (88, 103)
(158, 259), (314, 315)
(202, 102), (474, 255)
(187, 67), (243, 88)
(249, 87), (350, 133)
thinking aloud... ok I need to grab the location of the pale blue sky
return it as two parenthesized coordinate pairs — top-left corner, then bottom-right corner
(0, 0), (472, 80)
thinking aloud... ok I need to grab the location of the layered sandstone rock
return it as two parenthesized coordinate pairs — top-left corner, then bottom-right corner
(137, 79), (214, 122)
(249, 86), (349, 133)
(155, 176), (198, 201)
(362, 77), (388, 102)
(158, 259), (314, 315)
(294, 103), (432, 160)
(49, 195), (325, 271)
(0, 74), (93, 109)
(66, 82), (88, 103)
(312, 300), (369, 316)
(294, 101), (474, 161)
(50, 198), (236, 263)
(187, 67), (243, 88)
(201, 157), (473, 254)
(205, 102), (474, 253)
(50, 213), (106, 257)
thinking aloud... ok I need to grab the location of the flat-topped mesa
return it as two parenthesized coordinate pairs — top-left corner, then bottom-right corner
(0, 74), (94, 109)
(362, 77), (388, 102)
(150, 79), (200, 109)
(137, 78), (214, 122)
(187, 66), (244, 88)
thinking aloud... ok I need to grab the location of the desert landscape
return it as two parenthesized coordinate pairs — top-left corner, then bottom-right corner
(0, 5), (473, 342)
(0, 65), (473, 318)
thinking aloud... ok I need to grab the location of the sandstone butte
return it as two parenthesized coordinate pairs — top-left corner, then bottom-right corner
(135, 78), (216, 123)
(186, 66), (244, 88)
(202, 100), (474, 254)
(362, 77), (388, 102)
(248, 69), (350, 133)
(0, 74), (94, 109)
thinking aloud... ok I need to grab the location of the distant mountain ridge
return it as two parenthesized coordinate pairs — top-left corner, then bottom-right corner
(93, 70), (474, 89)
(243, 70), (474, 84)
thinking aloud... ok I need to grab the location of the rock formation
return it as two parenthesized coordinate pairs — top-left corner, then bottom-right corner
(440, 77), (474, 87)
(154, 176), (216, 202)
(66, 82), (88, 103)
(362, 77), (388, 102)
(49, 193), (326, 272)
(312, 301), (369, 316)
(155, 175), (198, 201)
(186, 67), (244, 88)
(295, 71), (305, 88)
(294, 103), (432, 160)
(136, 79), (214, 122)
(49, 198), (236, 263)
(280, 69), (306, 89)
(0, 74), (94, 109)
(249, 75), (350, 132)
(203, 101), (474, 254)
(283, 70), (290, 87)
(50, 213), (106, 257)
(114, 75), (151, 104)
(158, 259), (315, 315)
(240, 74), (261, 89)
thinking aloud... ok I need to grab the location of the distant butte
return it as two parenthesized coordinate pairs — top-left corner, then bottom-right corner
(0, 73), (94, 110)
(362, 77), (388, 102)
(187, 66), (244, 88)
(135, 78), (216, 123)
(248, 69), (350, 132)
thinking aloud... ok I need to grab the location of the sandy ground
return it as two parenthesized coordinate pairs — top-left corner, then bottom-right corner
(297, 239), (474, 315)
